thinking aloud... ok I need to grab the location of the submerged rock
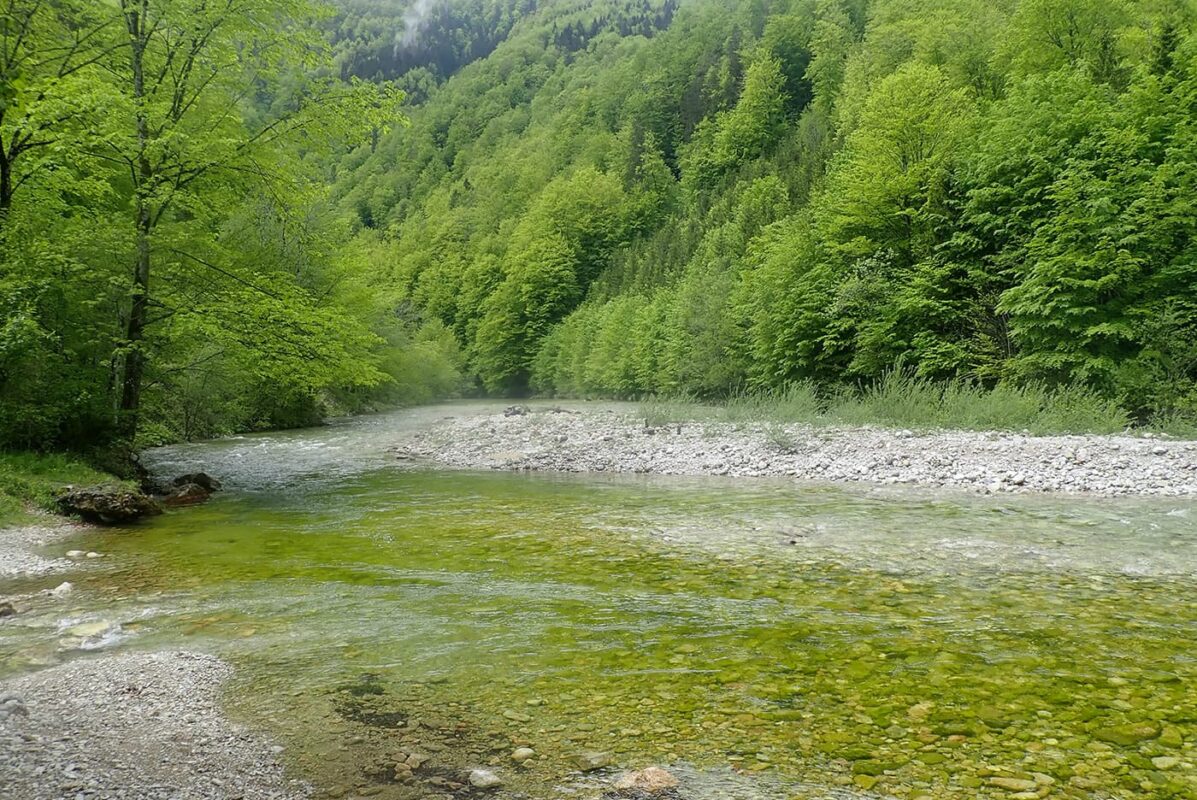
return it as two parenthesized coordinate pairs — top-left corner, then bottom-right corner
(511, 747), (536, 763)
(468, 769), (503, 789)
(504, 405), (531, 418)
(49, 582), (74, 599)
(1094, 722), (1161, 746)
(573, 751), (612, 771)
(57, 487), (162, 524)
(613, 767), (680, 795)
(0, 601), (16, 619)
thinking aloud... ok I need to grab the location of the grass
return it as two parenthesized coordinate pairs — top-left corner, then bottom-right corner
(0, 451), (118, 526)
(637, 371), (1192, 437)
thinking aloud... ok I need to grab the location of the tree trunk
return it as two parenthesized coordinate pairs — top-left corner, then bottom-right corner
(117, 1), (152, 443)
(0, 150), (12, 220)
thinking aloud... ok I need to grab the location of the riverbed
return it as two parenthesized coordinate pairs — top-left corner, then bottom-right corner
(1, 403), (1195, 799)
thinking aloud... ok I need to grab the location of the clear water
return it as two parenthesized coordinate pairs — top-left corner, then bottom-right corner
(2, 404), (1195, 800)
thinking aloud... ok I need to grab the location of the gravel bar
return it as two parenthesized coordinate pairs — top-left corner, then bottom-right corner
(398, 407), (1197, 497)
(0, 651), (308, 800)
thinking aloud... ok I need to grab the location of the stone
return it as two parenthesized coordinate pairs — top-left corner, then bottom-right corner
(86, 552), (103, 559)
(988, 777), (1037, 792)
(1152, 757), (1180, 770)
(163, 482), (213, 507)
(0, 694), (27, 720)
(613, 767), (680, 795)
(172, 473), (222, 492)
(572, 751), (612, 771)
(1158, 727), (1184, 748)
(468, 769), (502, 789)
(0, 601), (15, 619)
(65, 621), (111, 638)
(504, 405), (530, 418)
(49, 582), (74, 599)
(511, 747), (536, 763)
(1093, 722), (1160, 747)
(66, 550), (86, 558)
(57, 487), (162, 524)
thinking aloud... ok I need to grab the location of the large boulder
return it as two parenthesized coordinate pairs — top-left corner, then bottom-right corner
(171, 473), (222, 492)
(161, 472), (222, 507)
(163, 483), (212, 507)
(57, 487), (162, 524)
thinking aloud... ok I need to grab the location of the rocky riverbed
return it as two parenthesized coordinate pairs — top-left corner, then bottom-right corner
(0, 518), (91, 579)
(396, 406), (1197, 497)
(0, 651), (308, 800)
(0, 518), (305, 799)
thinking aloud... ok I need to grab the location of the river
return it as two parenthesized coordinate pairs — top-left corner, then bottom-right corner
(2, 404), (1195, 799)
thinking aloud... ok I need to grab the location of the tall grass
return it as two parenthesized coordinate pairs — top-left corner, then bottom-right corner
(0, 452), (116, 526)
(638, 371), (1155, 437)
(828, 371), (1133, 435)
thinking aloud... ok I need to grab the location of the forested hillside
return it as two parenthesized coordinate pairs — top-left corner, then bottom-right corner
(337, 0), (1197, 425)
(3, 0), (1196, 458)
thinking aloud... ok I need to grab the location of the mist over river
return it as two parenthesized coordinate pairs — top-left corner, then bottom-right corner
(2, 404), (1195, 799)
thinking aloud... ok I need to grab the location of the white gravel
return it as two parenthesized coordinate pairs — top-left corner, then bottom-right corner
(0, 519), (89, 579)
(0, 651), (308, 800)
(398, 407), (1197, 497)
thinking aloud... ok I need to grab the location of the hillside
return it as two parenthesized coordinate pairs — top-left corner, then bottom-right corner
(334, 0), (1197, 424)
(2, 0), (1195, 456)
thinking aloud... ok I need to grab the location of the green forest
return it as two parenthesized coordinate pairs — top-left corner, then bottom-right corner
(4, 0), (1197, 457)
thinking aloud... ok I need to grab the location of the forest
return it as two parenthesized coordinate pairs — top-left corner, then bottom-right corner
(3, 0), (1197, 458)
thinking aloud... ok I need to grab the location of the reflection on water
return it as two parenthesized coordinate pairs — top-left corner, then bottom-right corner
(2, 405), (1196, 799)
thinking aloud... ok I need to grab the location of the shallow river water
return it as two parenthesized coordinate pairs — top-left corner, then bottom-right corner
(2, 405), (1196, 799)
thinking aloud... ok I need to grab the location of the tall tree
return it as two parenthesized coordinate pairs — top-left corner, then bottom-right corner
(100, 0), (401, 440)
(0, 0), (115, 221)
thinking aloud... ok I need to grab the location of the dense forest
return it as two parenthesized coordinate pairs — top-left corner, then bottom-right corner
(3, 0), (1197, 456)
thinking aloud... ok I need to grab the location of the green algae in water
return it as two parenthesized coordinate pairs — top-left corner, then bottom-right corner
(2, 411), (1196, 800)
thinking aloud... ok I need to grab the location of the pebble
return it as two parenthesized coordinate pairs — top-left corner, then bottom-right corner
(0, 652), (302, 799)
(989, 777), (1037, 792)
(613, 766), (680, 794)
(511, 747), (535, 763)
(468, 769), (502, 788)
(572, 751), (612, 771)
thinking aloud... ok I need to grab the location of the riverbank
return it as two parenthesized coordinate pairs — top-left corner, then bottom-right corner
(0, 516), (92, 579)
(0, 451), (121, 528)
(398, 405), (1197, 497)
(0, 651), (308, 800)
(1, 506), (303, 799)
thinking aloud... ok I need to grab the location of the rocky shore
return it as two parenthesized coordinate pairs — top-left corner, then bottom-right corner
(0, 651), (308, 800)
(398, 406), (1197, 497)
(0, 514), (302, 799)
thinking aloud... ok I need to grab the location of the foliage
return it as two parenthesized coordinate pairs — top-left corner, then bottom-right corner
(6, 0), (1197, 451)
(331, 0), (1197, 429)
(0, 0), (460, 452)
